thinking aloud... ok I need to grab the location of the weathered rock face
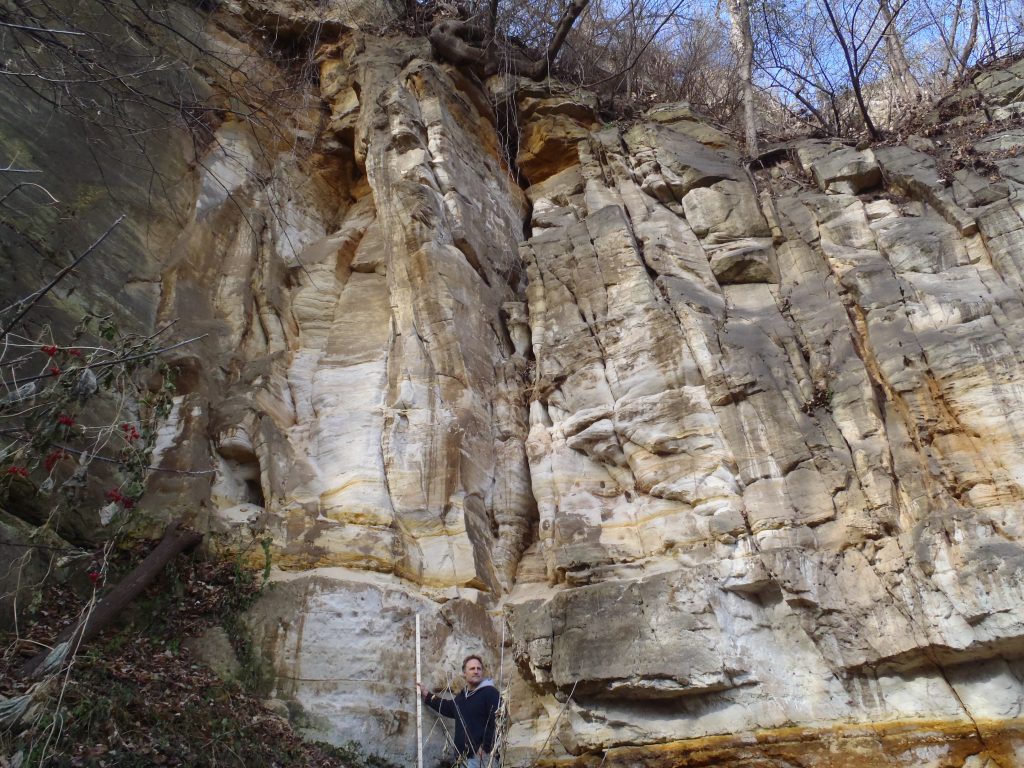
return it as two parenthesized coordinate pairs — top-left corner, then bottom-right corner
(6, 2), (1024, 762)
(499, 66), (1024, 762)
(142, 27), (533, 762)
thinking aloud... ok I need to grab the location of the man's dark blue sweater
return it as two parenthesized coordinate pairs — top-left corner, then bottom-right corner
(424, 678), (500, 757)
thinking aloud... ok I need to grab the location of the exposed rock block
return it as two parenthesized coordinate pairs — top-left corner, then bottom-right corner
(508, 569), (745, 699)
(814, 148), (882, 194)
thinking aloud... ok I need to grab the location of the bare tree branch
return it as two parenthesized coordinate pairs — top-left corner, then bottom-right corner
(0, 215), (125, 342)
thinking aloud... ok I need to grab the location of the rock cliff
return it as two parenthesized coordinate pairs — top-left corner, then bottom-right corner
(4, 2), (1024, 765)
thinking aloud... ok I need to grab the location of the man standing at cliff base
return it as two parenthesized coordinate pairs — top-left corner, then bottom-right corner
(417, 654), (501, 767)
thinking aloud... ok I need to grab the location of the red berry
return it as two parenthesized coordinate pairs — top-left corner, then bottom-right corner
(44, 450), (66, 471)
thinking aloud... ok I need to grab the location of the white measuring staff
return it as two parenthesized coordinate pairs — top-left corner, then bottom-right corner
(415, 613), (424, 768)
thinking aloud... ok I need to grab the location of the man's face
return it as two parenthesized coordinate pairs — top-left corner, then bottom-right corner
(463, 659), (484, 688)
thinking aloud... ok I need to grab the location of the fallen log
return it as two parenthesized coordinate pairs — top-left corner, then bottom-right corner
(18, 520), (203, 679)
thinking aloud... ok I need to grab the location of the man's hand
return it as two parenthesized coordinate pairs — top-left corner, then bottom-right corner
(415, 682), (429, 701)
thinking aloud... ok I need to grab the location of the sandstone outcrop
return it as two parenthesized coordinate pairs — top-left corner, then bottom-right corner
(4, 4), (1024, 764)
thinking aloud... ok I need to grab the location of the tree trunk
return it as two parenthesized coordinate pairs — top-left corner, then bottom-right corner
(820, 0), (880, 138)
(957, 0), (980, 76)
(879, 0), (921, 104)
(726, 0), (758, 155)
(18, 520), (203, 679)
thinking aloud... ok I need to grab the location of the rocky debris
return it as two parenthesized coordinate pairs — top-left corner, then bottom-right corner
(925, 57), (1024, 125)
(973, 59), (1024, 109)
